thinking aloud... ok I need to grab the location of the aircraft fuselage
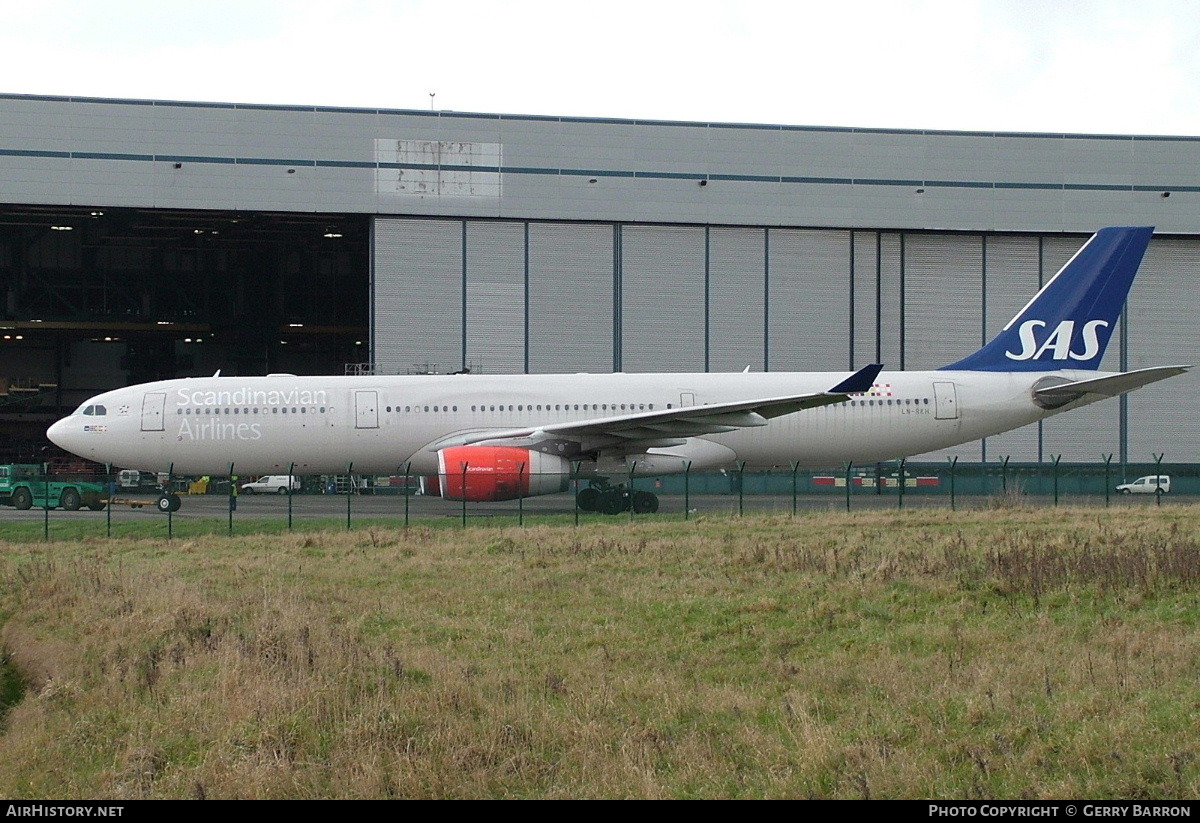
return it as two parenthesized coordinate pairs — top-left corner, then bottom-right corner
(47, 368), (1094, 477)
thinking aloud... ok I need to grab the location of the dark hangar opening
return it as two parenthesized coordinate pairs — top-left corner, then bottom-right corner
(0, 204), (369, 457)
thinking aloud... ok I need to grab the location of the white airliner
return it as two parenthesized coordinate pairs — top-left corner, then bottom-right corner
(48, 226), (1187, 514)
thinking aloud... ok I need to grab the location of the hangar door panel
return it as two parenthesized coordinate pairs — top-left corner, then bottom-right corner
(767, 229), (849, 372)
(621, 225), (705, 372)
(1126, 237), (1200, 461)
(465, 222), (525, 374)
(527, 223), (614, 373)
(850, 232), (905, 370)
(373, 218), (463, 375)
(851, 231), (880, 369)
(903, 234), (981, 371)
(708, 227), (766, 373)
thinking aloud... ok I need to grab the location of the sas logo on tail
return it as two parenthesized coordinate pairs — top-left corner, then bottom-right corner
(1005, 319), (1108, 362)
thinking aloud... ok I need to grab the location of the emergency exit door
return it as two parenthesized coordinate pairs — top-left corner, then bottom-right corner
(355, 390), (379, 429)
(933, 382), (959, 420)
(141, 392), (166, 431)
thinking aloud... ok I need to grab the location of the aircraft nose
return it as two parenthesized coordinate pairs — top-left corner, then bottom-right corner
(47, 416), (82, 454)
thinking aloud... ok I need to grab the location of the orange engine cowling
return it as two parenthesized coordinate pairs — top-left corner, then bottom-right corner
(436, 445), (572, 502)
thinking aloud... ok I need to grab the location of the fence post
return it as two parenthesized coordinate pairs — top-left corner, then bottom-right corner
(287, 461), (295, 531)
(736, 461), (746, 516)
(684, 461), (692, 520)
(1154, 452), (1165, 506)
(164, 463), (175, 540)
(1052, 454), (1062, 506)
(346, 462), (354, 530)
(222, 462), (232, 535)
(571, 460), (581, 527)
(1103, 453), (1113, 508)
(403, 462), (412, 528)
(628, 461), (636, 522)
(844, 461), (853, 512)
(105, 463), (112, 538)
(460, 461), (468, 528)
(948, 456), (957, 511)
(518, 462), (526, 527)
(41, 462), (49, 542)
(790, 461), (799, 517)
(898, 457), (906, 510)
(1000, 455), (1010, 495)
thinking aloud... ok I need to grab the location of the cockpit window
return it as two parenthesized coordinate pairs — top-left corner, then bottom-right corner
(81, 404), (107, 416)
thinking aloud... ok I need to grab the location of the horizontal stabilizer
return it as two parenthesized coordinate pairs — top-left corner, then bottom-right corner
(1034, 365), (1190, 408)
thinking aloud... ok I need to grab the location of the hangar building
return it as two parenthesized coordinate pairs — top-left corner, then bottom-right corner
(1, 93), (1197, 465)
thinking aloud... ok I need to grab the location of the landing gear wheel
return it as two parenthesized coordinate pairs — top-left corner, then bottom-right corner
(631, 490), (659, 514)
(156, 493), (182, 513)
(599, 490), (629, 515)
(60, 488), (82, 511)
(576, 487), (600, 512)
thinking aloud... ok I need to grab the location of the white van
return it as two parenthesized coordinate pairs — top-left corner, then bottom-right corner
(240, 475), (302, 495)
(1115, 475), (1170, 495)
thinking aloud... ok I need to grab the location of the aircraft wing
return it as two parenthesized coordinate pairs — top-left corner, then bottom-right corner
(1034, 365), (1190, 407)
(427, 363), (884, 452)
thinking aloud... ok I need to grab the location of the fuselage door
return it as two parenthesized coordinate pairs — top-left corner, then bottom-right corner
(141, 392), (166, 432)
(680, 392), (695, 407)
(355, 390), (379, 429)
(932, 381), (959, 420)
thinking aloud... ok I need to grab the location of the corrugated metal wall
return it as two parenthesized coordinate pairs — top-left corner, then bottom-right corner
(8, 95), (1200, 235)
(373, 216), (1200, 463)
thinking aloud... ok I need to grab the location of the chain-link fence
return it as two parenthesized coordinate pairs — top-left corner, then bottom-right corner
(1, 456), (1192, 540)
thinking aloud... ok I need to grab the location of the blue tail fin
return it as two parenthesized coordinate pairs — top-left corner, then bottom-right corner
(941, 226), (1153, 372)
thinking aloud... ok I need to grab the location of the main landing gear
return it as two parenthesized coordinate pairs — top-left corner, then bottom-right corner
(576, 484), (659, 515)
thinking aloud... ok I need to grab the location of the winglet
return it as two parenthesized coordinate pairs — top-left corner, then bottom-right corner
(941, 226), (1153, 372)
(828, 363), (884, 395)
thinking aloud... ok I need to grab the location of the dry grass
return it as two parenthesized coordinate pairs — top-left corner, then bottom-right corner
(2, 506), (1200, 798)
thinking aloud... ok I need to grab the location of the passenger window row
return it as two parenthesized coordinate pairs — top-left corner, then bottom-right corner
(176, 407), (327, 415)
(382, 403), (655, 413)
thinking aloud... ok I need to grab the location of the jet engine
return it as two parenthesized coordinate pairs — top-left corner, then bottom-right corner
(436, 445), (571, 502)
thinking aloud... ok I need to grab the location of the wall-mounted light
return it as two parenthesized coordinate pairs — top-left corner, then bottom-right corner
(50, 225), (73, 231)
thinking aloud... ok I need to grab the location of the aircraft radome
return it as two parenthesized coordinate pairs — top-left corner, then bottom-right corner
(48, 226), (1188, 515)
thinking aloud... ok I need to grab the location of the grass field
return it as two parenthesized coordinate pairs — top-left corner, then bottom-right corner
(2, 505), (1199, 799)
